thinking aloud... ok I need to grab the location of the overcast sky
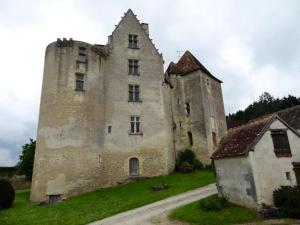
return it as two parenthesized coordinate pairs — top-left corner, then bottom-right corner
(0, 0), (299, 166)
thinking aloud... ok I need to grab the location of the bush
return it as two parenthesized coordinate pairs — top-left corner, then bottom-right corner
(273, 185), (300, 218)
(178, 161), (194, 173)
(0, 179), (15, 209)
(194, 159), (204, 170)
(273, 186), (300, 218)
(199, 195), (228, 211)
(17, 139), (36, 181)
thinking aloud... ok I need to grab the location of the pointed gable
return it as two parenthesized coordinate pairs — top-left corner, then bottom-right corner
(109, 9), (162, 57)
(166, 51), (222, 83)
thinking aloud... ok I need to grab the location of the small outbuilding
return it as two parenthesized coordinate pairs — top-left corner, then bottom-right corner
(212, 115), (300, 208)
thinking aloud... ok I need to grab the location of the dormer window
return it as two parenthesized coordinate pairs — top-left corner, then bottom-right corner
(128, 34), (138, 49)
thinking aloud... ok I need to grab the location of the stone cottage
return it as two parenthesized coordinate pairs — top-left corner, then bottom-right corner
(31, 9), (227, 203)
(212, 114), (300, 208)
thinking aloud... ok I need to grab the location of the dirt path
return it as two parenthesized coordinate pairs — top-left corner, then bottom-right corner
(88, 183), (217, 225)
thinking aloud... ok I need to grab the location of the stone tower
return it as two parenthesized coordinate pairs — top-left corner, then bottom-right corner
(31, 9), (174, 202)
(164, 51), (227, 164)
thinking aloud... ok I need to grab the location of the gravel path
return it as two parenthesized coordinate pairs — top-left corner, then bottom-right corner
(87, 183), (217, 225)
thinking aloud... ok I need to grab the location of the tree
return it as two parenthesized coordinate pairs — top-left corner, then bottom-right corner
(17, 139), (36, 181)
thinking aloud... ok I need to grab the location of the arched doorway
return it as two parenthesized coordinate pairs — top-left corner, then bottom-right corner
(129, 158), (139, 176)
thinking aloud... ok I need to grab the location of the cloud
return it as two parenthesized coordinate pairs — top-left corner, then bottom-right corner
(0, 148), (16, 166)
(0, 0), (300, 165)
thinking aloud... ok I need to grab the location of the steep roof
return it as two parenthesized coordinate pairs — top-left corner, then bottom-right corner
(276, 105), (300, 130)
(211, 113), (300, 160)
(166, 51), (222, 83)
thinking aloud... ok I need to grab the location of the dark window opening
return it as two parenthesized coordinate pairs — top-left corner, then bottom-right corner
(129, 157), (139, 176)
(286, 172), (291, 180)
(188, 132), (193, 146)
(130, 116), (140, 134)
(78, 47), (87, 62)
(75, 73), (84, 91)
(271, 129), (291, 157)
(207, 78), (210, 86)
(129, 85), (140, 102)
(212, 132), (217, 147)
(108, 126), (112, 133)
(48, 195), (61, 204)
(177, 98), (180, 104)
(185, 103), (190, 115)
(128, 59), (139, 75)
(179, 121), (182, 128)
(128, 34), (139, 49)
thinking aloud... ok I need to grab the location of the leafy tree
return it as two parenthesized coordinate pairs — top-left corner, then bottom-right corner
(17, 139), (36, 181)
(227, 92), (300, 129)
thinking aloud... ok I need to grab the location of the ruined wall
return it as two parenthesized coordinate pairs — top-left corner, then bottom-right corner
(168, 70), (227, 163)
(250, 119), (300, 206)
(30, 40), (106, 202)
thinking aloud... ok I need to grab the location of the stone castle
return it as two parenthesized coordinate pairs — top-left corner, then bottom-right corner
(31, 9), (227, 202)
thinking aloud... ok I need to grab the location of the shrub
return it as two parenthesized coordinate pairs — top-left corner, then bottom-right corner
(0, 179), (15, 209)
(273, 185), (300, 218)
(199, 195), (228, 211)
(194, 159), (204, 170)
(177, 149), (195, 165)
(178, 161), (194, 173)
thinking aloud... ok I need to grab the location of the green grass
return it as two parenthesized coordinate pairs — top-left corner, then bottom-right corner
(0, 170), (214, 225)
(169, 194), (261, 225)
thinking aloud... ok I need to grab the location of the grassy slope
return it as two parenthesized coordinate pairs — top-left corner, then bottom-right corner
(169, 194), (261, 225)
(0, 170), (214, 225)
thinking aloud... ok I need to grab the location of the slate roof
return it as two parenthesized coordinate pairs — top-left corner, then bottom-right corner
(166, 51), (222, 83)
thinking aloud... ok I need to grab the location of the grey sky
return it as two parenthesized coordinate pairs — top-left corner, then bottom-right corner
(0, 0), (299, 166)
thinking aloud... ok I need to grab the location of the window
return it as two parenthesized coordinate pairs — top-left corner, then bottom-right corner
(129, 85), (140, 102)
(78, 47), (87, 62)
(48, 195), (61, 204)
(185, 103), (190, 115)
(128, 34), (138, 49)
(212, 132), (217, 147)
(130, 116), (140, 134)
(271, 129), (291, 157)
(286, 172), (291, 181)
(188, 132), (193, 146)
(108, 126), (112, 133)
(128, 59), (139, 75)
(129, 158), (139, 176)
(75, 73), (85, 91)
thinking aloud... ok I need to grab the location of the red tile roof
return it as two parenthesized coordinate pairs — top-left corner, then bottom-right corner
(166, 51), (222, 83)
(211, 115), (274, 159)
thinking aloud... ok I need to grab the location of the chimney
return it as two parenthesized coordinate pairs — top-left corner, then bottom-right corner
(141, 23), (149, 35)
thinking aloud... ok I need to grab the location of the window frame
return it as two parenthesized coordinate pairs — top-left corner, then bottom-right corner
(128, 59), (139, 75)
(75, 73), (85, 91)
(270, 129), (292, 157)
(78, 47), (87, 62)
(128, 84), (141, 102)
(130, 116), (142, 134)
(128, 34), (139, 49)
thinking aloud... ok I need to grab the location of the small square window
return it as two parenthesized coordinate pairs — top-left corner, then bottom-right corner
(128, 34), (138, 49)
(75, 73), (85, 91)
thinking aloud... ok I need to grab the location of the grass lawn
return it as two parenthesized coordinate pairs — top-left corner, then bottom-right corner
(0, 170), (214, 225)
(169, 194), (261, 225)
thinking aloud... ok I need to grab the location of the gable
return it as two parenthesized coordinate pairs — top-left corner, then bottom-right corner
(109, 9), (161, 57)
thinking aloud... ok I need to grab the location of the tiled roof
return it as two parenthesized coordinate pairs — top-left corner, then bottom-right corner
(166, 51), (222, 83)
(276, 105), (300, 130)
(211, 115), (274, 159)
